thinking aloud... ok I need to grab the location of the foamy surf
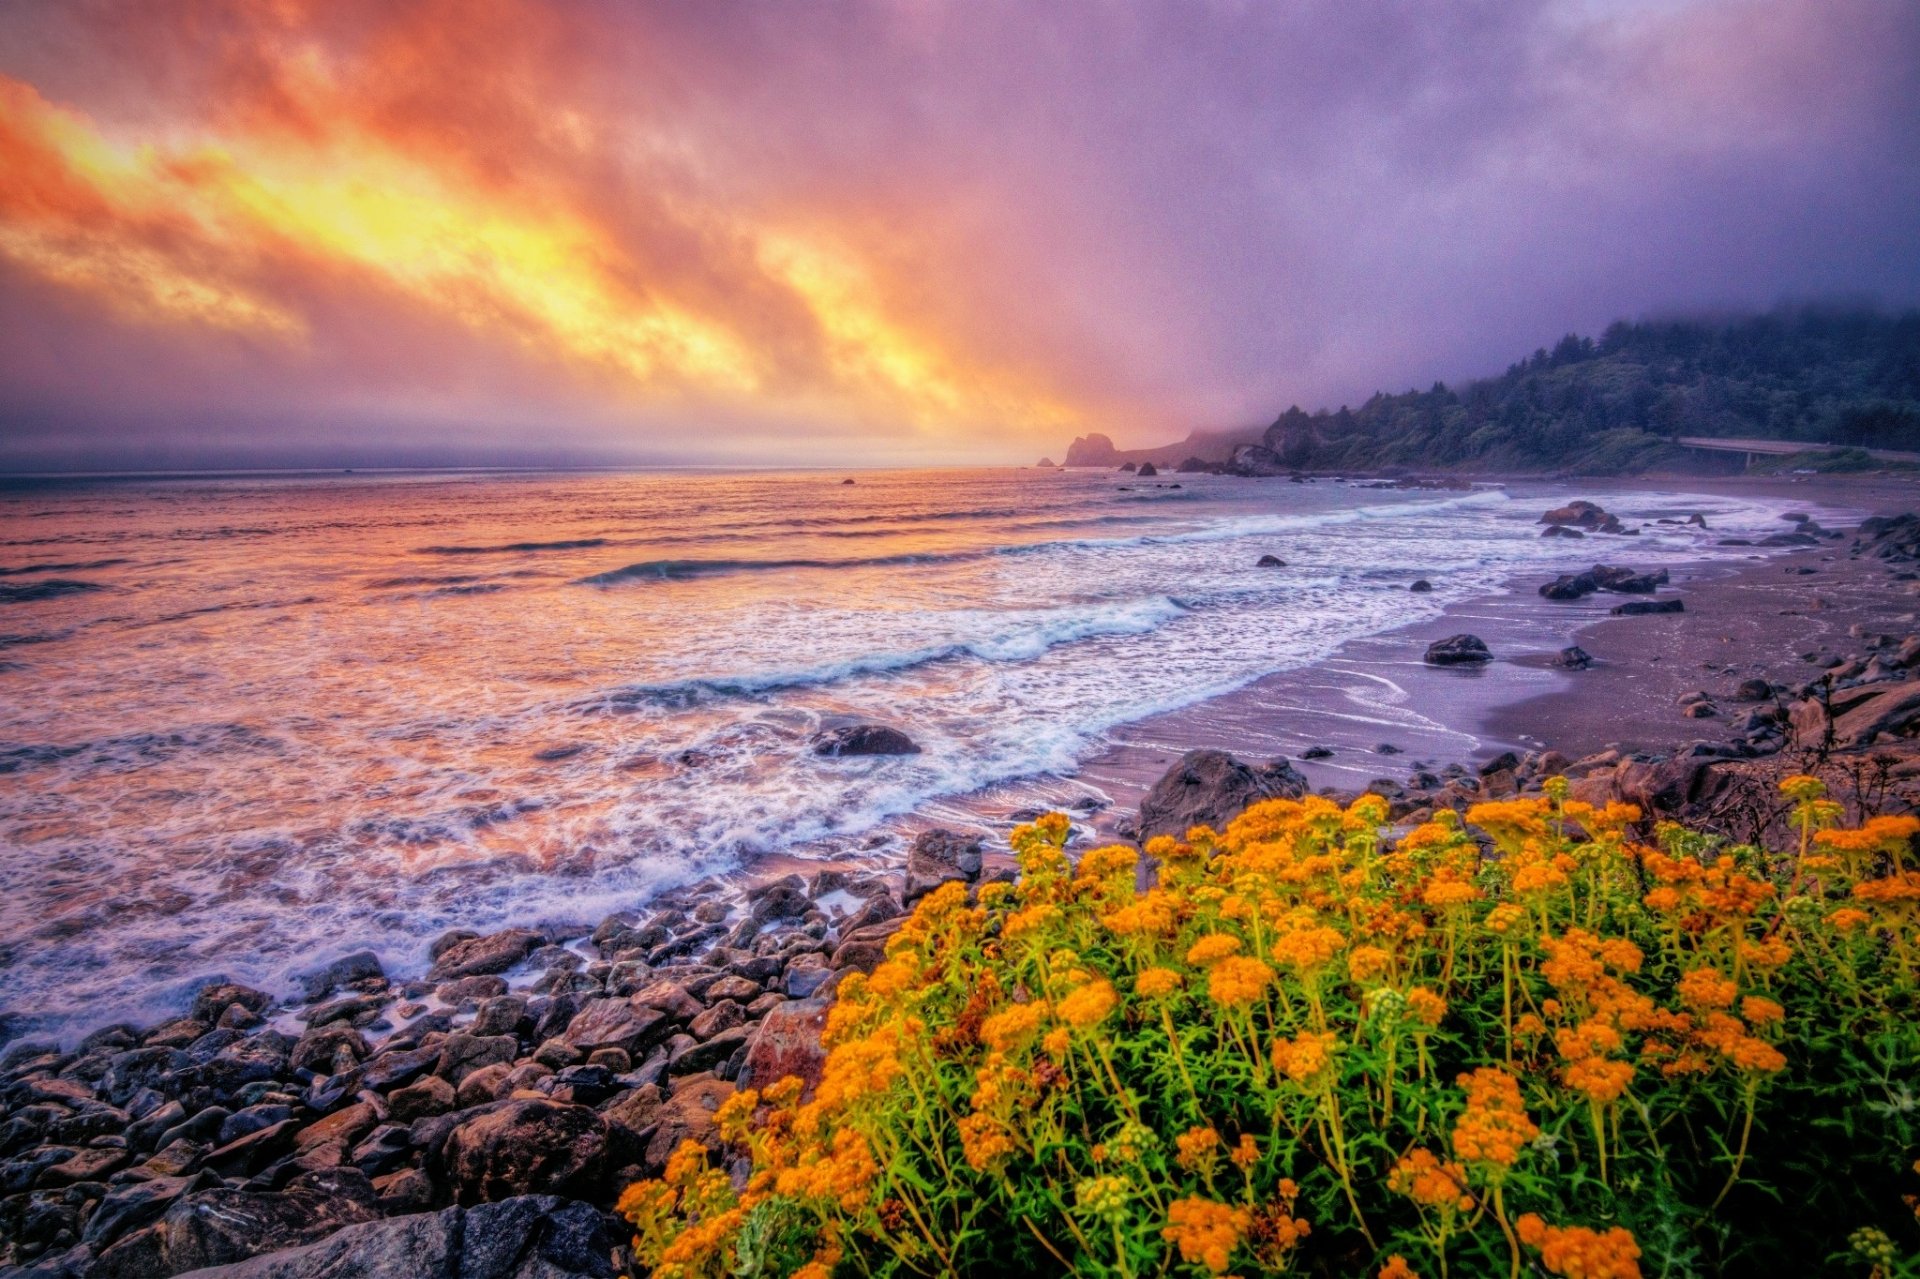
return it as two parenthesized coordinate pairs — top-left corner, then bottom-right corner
(0, 468), (1823, 1041)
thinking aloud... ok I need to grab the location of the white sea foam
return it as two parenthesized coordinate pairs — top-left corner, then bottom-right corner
(0, 469), (1828, 1040)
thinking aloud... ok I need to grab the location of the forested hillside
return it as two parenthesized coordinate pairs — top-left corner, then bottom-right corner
(1258, 307), (1920, 474)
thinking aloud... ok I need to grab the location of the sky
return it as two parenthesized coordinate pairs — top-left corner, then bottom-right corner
(0, 0), (1916, 471)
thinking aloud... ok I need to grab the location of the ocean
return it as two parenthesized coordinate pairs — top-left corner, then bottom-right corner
(0, 467), (1801, 1039)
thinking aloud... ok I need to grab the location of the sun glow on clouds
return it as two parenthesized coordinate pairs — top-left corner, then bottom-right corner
(0, 41), (1070, 443)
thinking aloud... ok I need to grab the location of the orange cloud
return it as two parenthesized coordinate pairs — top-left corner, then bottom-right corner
(0, 1), (1077, 446)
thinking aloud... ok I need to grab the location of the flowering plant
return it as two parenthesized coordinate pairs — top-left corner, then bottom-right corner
(620, 777), (1920, 1277)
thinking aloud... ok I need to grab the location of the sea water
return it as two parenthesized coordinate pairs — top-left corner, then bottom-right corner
(0, 467), (1801, 1038)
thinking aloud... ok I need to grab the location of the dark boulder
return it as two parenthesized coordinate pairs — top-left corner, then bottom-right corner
(738, 998), (831, 1097)
(1610, 598), (1684, 616)
(1541, 525), (1585, 539)
(1138, 749), (1309, 841)
(1255, 554), (1287, 568)
(426, 929), (543, 982)
(1553, 646), (1594, 670)
(1409, 579), (1432, 592)
(129, 1195), (620, 1279)
(1424, 634), (1492, 666)
(1590, 564), (1663, 594)
(89, 1169), (380, 1278)
(903, 829), (982, 903)
(1539, 500), (1626, 534)
(1136, 462), (1158, 477)
(295, 952), (385, 1003)
(810, 725), (921, 757)
(435, 1099), (609, 1205)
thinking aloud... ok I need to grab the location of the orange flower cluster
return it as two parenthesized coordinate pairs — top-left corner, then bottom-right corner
(1162, 1197), (1251, 1274)
(1388, 1149), (1475, 1212)
(1451, 1067), (1539, 1170)
(1516, 1213), (1644, 1279)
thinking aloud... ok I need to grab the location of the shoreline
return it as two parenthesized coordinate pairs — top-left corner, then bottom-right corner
(8, 480), (1920, 1275)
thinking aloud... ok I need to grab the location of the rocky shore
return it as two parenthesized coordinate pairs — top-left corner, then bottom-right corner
(9, 506), (1920, 1279)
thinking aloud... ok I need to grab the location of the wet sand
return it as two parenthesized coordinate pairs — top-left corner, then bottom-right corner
(1064, 473), (1920, 838)
(742, 472), (1920, 874)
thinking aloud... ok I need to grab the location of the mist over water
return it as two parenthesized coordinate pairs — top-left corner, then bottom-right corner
(0, 468), (1798, 1039)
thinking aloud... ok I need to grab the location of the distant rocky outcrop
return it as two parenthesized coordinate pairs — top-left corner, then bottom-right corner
(1060, 427), (1265, 470)
(1035, 457), (1058, 469)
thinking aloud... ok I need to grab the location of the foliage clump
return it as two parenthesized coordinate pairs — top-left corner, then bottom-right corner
(620, 777), (1920, 1277)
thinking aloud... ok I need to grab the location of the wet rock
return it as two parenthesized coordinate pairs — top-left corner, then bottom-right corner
(1829, 680), (1920, 746)
(1255, 554), (1287, 567)
(218, 1104), (295, 1146)
(289, 1026), (369, 1075)
(81, 1170), (222, 1249)
(1423, 634), (1492, 665)
(1539, 571), (1598, 601)
(427, 929), (543, 982)
(436, 1098), (608, 1205)
(666, 1025), (753, 1079)
(1610, 598), (1684, 616)
(1137, 749), (1309, 840)
(38, 1144), (129, 1186)
(561, 998), (669, 1060)
(152, 1194), (622, 1279)
(434, 974), (509, 1006)
(1300, 745), (1334, 760)
(294, 1101), (378, 1154)
(1409, 579), (1433, 592)
(297, 951), (385, 1003)
(303, 995), (380, 1029)
(355, 1044), (439, 1093)
(903, 829), (982, 903)
(436, 1034), (521, 1085)
(1553, 646), (1593, 670)
(810, 724), (921, 757)
(456, 1064), (515, 1109)
(738, 997), (832, 1098)
(1478, 751), (1520, 777)
(90, 1169), (381, 1277)
(688, 1001), (746, 1041)
(746, 877), (810, 924)
(1541, 525), (1584, 538)
(469, 995), (528, 1039)
(1733, 678), (1775, 702)
(1539, 500), (1626, 534)
(641, 1075), (735, 1172)
(387, 1074), (455, 1122)
(190, 984), (273, 1026)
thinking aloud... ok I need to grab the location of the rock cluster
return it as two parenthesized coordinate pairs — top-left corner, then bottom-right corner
(0, 849), (972, 1276)
(1537, 565), (1669, 600)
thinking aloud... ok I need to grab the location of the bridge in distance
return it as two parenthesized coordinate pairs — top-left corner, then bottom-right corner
(1674, 436), (1920, 464)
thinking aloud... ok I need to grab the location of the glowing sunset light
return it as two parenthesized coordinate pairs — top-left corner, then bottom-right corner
(0, 0), (1913, 468)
